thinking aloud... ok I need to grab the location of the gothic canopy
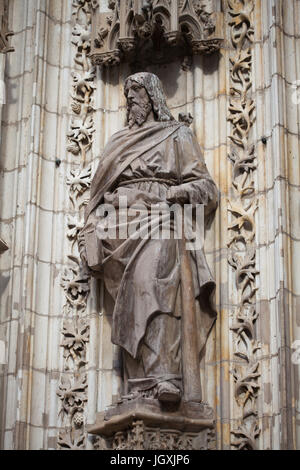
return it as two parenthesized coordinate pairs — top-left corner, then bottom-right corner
(90, 0), (223, 67)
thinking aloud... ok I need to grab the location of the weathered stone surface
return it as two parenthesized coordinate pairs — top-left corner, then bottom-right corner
(0, 0), (299, 451)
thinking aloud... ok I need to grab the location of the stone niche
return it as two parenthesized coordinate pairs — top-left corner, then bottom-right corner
(90, 0), (223, 68)
(86, 0), (224, 452)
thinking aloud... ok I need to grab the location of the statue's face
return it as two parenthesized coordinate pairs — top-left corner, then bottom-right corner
(126, 81), (149, 107)
(125, 79), (153, 128)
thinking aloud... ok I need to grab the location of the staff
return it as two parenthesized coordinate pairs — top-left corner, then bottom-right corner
(174, 136), (202, 403)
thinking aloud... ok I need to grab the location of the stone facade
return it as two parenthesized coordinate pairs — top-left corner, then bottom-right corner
(0, 0), (299, 450)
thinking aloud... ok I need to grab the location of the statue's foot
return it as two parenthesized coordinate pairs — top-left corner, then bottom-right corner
(156, 381), (181, 404)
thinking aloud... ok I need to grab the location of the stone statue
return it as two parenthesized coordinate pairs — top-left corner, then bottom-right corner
(79, 72), (218, 408)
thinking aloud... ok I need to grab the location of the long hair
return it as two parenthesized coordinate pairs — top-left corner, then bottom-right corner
(124, 72), (174, 122)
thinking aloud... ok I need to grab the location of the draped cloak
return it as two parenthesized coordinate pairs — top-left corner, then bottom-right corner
(81, 120), (218, 363)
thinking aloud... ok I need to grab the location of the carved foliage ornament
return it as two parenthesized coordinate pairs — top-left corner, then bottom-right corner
(227, 0), (260, 450)
(91, 0), (223, 66)
(57, 0), (98, 451)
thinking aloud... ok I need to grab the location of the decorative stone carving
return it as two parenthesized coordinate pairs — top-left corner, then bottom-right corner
(0, 1), (14, 54)
(57, 429), (86, 450)
(67, 118), (95, 161)
(61, 261), (90, 309)
(66, 165), (92, 208)
(227, 0), (260, 449)
(67, 215), (85, 247)
(57, 0), (97, 451)
(90, 0), (223, 67)
(57, 374), (88, 419)
(231, 422), (260, 450)
(88, 398), (216, 450)
(61, 318), (90, 369)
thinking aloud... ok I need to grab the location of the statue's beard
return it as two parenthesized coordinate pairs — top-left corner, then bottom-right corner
(127, 101), (152, 128)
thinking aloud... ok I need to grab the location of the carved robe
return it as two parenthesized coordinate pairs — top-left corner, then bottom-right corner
(80, 120), (218, 394)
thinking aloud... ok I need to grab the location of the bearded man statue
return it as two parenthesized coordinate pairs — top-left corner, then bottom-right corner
(79, 72), (218, 406)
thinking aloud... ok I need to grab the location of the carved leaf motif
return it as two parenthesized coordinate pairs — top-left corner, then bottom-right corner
(61, 318), (90, 365)
(228, 0), (253, 26)
(67, 166), (91, 196)
(228, 199), (257, 235)
(59, 0), (96, 451)
(68, 118), (95, 143)
(72, 69), (96, 99)
(231, 316), (260, 362)
(236, 248), (258, 285)
(72, 24), (91, 51)
(58, 429), (85, 450)
(228, 0), (254, 48)
(231, 306), (258, 338)
(230, 48), (251, 77)
(57, 374), (88, 417)
(232, 362), (260, 408)
(61, 264), (90, 307)
(67, 215), (85, 242)
(228, 0), (260, 448)
(235, 337), (260, 362)
(229, 145), (256, 180)
(228, 248), (259, 305)
(67, 119), (95, 157)
(231, 422), (260, 450)
(228, 98), (254, 132)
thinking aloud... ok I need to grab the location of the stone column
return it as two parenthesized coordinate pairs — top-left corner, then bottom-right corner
(0, 0), (74, 450)
(253, 0), (300, 450)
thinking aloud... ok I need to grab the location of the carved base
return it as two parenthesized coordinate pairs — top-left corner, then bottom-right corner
(88, 398), (215, 450)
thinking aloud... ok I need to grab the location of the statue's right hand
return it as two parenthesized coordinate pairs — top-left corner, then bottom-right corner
(166, 186), (189, 205)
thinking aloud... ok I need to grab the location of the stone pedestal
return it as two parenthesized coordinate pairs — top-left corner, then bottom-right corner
(88, 398), (215, 450)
